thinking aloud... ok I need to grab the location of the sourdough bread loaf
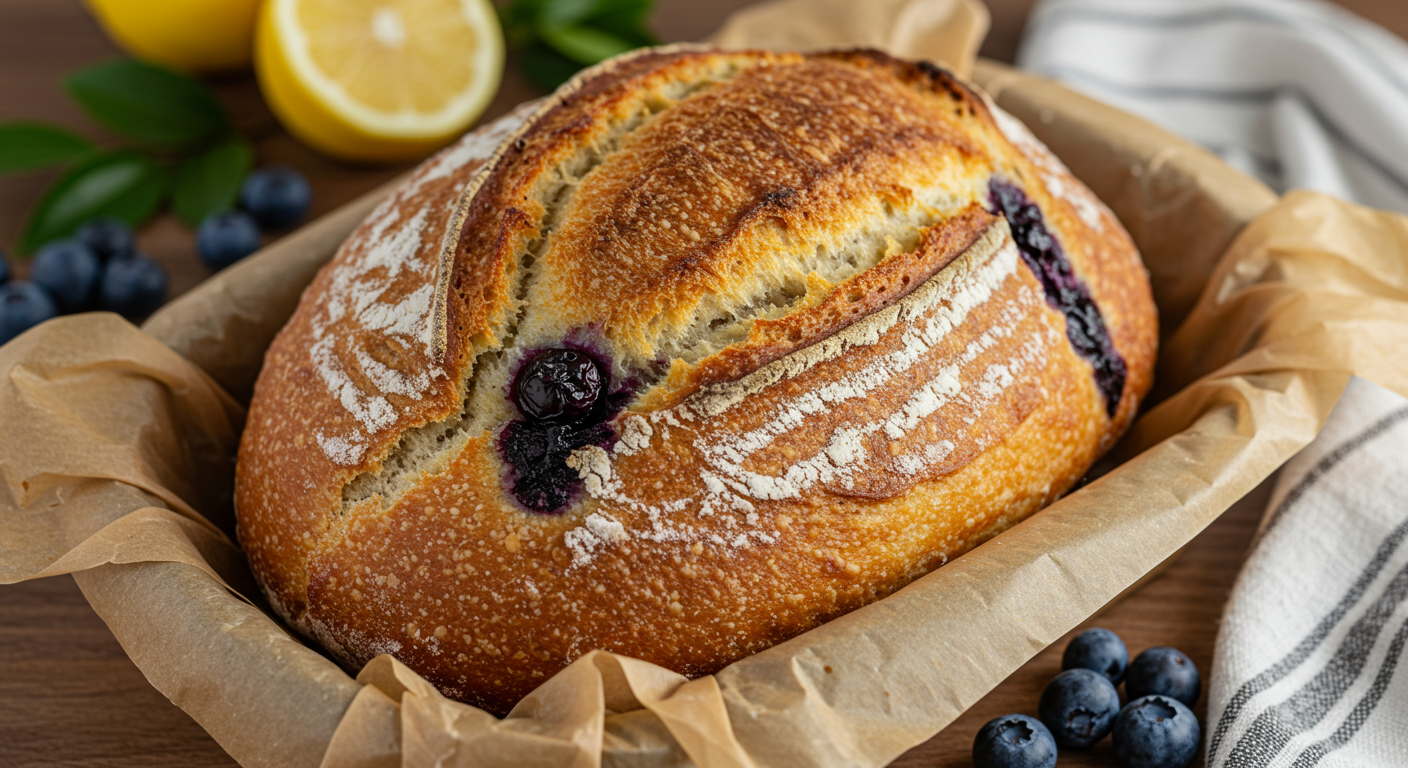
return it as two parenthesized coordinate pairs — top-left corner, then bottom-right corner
(235, 45), (1157, 714)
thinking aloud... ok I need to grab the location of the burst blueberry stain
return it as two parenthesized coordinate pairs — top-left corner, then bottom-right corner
(500, 419), (613, 513)
(989, 178), (1126, 416)
(501, 347), (620, 513)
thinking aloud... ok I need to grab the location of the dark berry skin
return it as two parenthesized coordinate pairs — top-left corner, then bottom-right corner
(31, 238), (102, 313)
(240, 166), (312, 229)
(0, 250), (10, 286)
(989, 177), (1126, 416)
(0, 281), (58, 345)
(501, 348), (617, 513)
(75, 216), (135, 262)
(1039, 667), (1122, 749)
(1113, 695), (1201, 768)
(972, 714), (1058, 768)
(98, 254), (167, 319)
(197, 210), (262, 271)
(512, 349), (605, 422)
(1063, 627), (1129, 685)
(1126, 647), (1201, 707)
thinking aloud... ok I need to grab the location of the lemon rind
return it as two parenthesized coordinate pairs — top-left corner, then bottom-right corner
(270, 0), (504, 140)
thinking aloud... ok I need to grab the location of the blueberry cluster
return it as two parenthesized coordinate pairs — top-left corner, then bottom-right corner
(0, 167), (313, 348)
(500, 348), (619, 513)
(987, 178), (1127, 417)
(196, 166), (311, 271)
(0, 217), (166, 345)
(972, 629), (1202, 768)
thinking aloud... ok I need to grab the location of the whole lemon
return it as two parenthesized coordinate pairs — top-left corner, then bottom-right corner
(84, 0), (261, 73)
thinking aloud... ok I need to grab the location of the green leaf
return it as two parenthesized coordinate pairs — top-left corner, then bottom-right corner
(538, 0), (608, 29)
(539, 25), (636, 66)
(0, 123), (94, 173)
(591, 2), (658, 47)
(502, 0), (656, 91)
(519, 41), (588, 92)
(499, 0), (552, 45)
(18, 151), (167, 254)
(543, 0), (654, 34)
(64, 59), (230, 148)
(172, 137), (252, 226)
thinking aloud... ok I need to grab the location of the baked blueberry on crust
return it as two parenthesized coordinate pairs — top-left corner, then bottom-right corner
(502, 348), (617, 513)
(512, 349), (605, 422)
(990, 178), (1126, 415)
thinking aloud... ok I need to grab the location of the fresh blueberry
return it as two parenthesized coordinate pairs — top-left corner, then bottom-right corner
(240, 166), (312, 229)
(972, 713), (1058, 768)
(1112, 695), (1201, 768)
(31, 238), (102, 313)
(74, 216), (135, 262)
(0, 250), (10, 286)
(1064, 627), (1130, 685)
(0, 281), (58, 344)
(512, 349), (606, 422)
(197, 210), (262, 271)
(98, 254), (167, 319)
(1126, 647), (1201, 707)
(1038, 667), (1121, 749)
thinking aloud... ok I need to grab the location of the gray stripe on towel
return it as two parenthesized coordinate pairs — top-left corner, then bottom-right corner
(1208, 520), (1408, 762)
(1288, 615), (1408, 767)
(1222, 559), (1408, 766)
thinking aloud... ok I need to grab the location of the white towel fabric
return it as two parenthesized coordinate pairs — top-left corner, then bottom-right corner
(1205, 378), (1408, 767)
(1017, 1), (1408, 766)
(1018, 0), (1408, 214)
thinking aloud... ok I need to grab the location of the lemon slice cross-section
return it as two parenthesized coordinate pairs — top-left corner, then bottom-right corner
(257, 0), (505, 163)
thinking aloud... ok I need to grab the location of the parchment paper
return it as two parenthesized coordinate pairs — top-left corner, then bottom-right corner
(6, 1), (1408, 766)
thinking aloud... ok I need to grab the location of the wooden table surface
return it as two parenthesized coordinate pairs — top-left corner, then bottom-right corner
(3, 1), (1405, 766)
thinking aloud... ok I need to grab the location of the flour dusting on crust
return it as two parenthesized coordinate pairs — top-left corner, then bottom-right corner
(564, 224), (1061, 565)
(308, 107), (533, 465)
(990, 103), (1108, 231)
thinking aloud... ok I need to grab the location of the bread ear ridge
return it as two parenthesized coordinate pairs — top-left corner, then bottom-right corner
(428, 43), (743, 364)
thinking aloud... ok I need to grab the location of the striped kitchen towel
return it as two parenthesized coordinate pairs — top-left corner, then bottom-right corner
(1017, 1), (1408, 765)
(1018, 0), (1408, 214)
(1201, 377), (1408, 766)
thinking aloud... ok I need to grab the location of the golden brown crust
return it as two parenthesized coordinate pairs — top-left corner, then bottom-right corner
(235, 46), (1157, 714)
(677, 203), (997, 399)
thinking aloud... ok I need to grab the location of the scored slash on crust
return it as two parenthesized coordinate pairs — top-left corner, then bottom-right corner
(428, 44), (721, 364)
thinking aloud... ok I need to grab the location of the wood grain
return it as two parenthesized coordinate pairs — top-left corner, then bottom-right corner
(0, 0), (1397, 765)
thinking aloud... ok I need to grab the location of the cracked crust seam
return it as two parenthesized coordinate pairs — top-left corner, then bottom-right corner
(333, 46), (746, 521)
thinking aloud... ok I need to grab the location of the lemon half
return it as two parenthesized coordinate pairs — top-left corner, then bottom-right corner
(256, 0), (505, 163)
